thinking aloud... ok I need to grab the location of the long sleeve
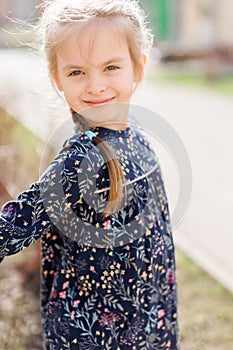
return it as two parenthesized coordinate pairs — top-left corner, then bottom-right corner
(0, 182), (51, 260)
(0, 133), (94, 261)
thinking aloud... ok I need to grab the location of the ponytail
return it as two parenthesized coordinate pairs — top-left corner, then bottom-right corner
(72, 111), (126, 218)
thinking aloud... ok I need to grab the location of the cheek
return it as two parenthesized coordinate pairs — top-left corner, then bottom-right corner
(63, 84), (82, 102)
(119, 79), (135, 97)
(114, 74), (134, 91)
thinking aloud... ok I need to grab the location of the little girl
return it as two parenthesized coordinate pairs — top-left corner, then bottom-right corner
(0, 0), (179, 349)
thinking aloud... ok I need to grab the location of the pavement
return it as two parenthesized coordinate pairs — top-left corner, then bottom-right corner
(1, 49), (233, 293)
(134, 76), (233, 293)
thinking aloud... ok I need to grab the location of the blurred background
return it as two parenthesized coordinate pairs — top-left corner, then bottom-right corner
(0, 1), (233, 349)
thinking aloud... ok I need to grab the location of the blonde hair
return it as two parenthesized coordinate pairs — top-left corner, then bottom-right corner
(38, 0), (154, 217)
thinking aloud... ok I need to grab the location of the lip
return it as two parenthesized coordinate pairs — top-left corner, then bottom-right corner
(83, 97), (115, 107)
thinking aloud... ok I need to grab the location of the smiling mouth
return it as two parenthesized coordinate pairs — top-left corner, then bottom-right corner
(83, 97), (115, 107)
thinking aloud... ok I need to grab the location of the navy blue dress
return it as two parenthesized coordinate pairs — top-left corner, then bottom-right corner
(0, 125), (179, 349)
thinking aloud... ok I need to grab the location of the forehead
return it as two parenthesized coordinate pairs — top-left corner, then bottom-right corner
(56, 20), (131, 67)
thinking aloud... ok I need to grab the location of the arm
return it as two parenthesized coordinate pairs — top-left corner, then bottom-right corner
(0, 140), (71, 260)
(0, 134), (95, 261)
(0, 182), (51, 261)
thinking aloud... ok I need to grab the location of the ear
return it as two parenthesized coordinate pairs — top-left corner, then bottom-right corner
(141, 54), (147, 68)
(134, 54), (147, 83)
(54, 72), (63, 91)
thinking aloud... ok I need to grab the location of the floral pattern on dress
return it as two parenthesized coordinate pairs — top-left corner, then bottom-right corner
(0, 125), (179, 349)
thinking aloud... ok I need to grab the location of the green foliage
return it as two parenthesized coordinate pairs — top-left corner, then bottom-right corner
(0, 109), (44, 198)
(148, 68), (233, 96)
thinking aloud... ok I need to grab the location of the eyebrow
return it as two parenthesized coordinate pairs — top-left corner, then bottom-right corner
(62, 56), (125, 71)
(103, 57), (125, 65)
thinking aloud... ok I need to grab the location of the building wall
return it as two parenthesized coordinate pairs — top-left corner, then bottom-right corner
(217, 0), (233, 46)
(180, 0), (233, 49)
(0, 0), (232, 48)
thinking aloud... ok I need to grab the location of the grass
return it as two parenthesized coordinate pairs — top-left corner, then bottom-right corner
(177, 251), (233, 350)
(148, 66), (233, 96)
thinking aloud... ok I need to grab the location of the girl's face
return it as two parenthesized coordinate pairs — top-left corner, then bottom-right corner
(54, 21), (146, 129)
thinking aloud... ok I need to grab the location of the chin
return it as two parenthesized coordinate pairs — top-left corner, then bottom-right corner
(81, 103), (129, 127)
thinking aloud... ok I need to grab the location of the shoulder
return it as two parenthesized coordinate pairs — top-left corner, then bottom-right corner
(131, 125), (159, 162)
(39, 133), (98, 207)
(61, 132), (92, 157)
(55, 131), (98, 165)
(131, 124), (154, 149)
(40, 132), (97, 183)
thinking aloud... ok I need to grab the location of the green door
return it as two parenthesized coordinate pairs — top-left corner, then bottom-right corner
(141, 0), (170, 40)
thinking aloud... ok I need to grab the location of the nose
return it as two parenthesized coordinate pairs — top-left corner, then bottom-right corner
(86, 74), (106, 95)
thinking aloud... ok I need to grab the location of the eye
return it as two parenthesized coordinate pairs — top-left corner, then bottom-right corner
(69, 70), (82, 77)
(106, 65), (119, 71)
